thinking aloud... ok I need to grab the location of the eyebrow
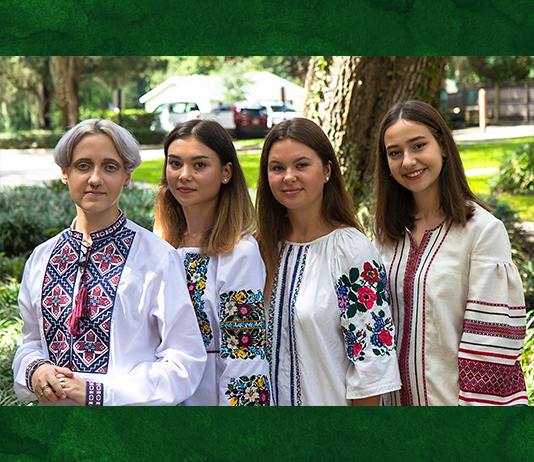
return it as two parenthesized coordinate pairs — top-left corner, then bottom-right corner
(268, 156), (312, 165)
(168, 154), (211, 161)
(73, 157), (122, 164)
(386, 135), (428, 149)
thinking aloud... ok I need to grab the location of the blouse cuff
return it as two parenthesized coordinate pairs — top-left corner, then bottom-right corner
(25, 359), (52, 393)
(86, 381), (104, 406)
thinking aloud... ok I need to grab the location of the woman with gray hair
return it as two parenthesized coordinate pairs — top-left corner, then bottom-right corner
(13, 119), (207, 405)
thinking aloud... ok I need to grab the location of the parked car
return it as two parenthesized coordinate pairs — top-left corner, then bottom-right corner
(151, 102), (201, 131)
(200, 102), (268, 138)
(257, 100), (301, 128)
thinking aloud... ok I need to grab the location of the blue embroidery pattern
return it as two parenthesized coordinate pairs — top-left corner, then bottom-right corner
(184, 253), (212, 347)
(41, 217), (135, 374)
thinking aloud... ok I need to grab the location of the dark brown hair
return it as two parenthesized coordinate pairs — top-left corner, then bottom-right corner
(154, 119), (254, 254)
(256, 118), (362, 288)
(373, 100), (490, 246)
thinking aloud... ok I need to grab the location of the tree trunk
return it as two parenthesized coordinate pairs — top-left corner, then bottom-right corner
(310, 56), (448, 205)
(50, 56), (86, 130)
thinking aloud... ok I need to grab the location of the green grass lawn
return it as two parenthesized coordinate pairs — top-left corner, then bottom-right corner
(133, 152), (261, 189)
(133, 139), (533, 221)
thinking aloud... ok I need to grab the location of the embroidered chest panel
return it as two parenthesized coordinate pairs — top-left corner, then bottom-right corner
(41, 228), (135, 373)
(184, 253), (213, 347)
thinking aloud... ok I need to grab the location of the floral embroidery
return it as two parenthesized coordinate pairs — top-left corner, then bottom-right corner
(336, 260), (394, 363)
(220, 290), (266, 360)
(184, 253), (212, 348)
(226, 375), (270, 406)
(367, 310), (395, 355)
(342, 326), (367, 361)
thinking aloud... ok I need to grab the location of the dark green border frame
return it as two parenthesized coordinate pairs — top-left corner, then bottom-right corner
(2, 0), (534, 460)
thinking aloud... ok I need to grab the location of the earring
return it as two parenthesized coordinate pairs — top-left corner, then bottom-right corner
(223, 178), (228, 183)
(325, 176), (329, 182)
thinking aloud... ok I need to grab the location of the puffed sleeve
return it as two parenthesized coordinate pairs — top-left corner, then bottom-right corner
(93, 251), (207, 406)
(334, 229), (401, 400)
(458, 218), (528, 405)
(12, 250), (49, 401)
(215, 235), (271, 406)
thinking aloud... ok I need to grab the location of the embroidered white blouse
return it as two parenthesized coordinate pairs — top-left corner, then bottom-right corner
(380, 204), (528, 406)
(267, 227), (401, 406)
(13, 213), (207, 406)
(177, 234), (271, 406)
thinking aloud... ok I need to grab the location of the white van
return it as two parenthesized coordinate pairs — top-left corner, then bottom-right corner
(151, 102), (201, 132)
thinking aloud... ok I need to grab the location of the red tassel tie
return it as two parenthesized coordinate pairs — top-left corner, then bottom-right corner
(69, 279), (88, 336)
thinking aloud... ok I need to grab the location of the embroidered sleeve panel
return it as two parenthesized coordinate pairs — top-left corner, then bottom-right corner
(183, 253), (213, 348)
(336, 260), (395, 365)
(86, 381), (104, 406)
(219, 290), (266, 360)
(225, 374), (270, 406)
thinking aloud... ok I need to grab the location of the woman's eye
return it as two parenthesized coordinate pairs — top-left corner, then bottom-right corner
(413, 142), (426, 150)
(270, 165), (283, 172)
(77, 163), (90, 170)
(196, 162), (206, 169)
(169, 161), (181, 168)
(387, 151), (400, 158)
(296, 163), (308, 169)
(105, 164), (118, 172)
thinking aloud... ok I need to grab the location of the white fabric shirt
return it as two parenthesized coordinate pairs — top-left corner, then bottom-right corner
(177, 234), (271, 406)
(380, 204), (527, 406)
(267, 227), (401, 406)
(13, 213), (207, 406)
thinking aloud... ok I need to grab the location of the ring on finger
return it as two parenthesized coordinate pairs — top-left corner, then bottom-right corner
(41, 384), (51, 393)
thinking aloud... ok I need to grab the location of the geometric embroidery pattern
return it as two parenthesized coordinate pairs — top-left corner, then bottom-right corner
(459, 358), (527, 397)
(219, 289), (265, 360)
(184, 253), (212, 348)
(40, 213), (135, 374)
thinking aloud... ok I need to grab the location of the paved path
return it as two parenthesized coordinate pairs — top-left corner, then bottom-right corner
(1, 125), (533, 188)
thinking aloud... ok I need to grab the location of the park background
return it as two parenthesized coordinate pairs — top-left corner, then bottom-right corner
(1, 1), (534, 461)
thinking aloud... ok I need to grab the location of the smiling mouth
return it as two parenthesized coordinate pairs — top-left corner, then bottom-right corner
(403, 169), (426, 179)
(85, 191), (105, 196)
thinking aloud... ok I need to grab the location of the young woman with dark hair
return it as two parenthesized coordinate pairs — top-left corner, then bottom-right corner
(374, 100), (528, 406)
(154, 119), (271, 406)
(256, 118), (401, 406)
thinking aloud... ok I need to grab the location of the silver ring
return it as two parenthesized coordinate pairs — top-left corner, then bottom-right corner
(39, 391), (44, 397)
(41, 384), (51, 393)
(60, 382), (66, 388)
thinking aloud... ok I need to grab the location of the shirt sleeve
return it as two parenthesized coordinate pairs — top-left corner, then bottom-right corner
(334, 230), (402, 400)
(12, 250), (49, 402)
(458, 218), (528, 406)
(216, 236), (271, 406)
(101, 250), (207, 406)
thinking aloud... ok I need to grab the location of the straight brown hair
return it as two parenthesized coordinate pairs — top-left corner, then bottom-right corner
(256, 118), (363, 290)
(373, 100), (490, 246)
(154, 119), (255, 254)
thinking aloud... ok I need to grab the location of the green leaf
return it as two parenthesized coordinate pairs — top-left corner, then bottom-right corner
(378, 310), (385, 318)
(348, 291), (358, 302)
(347, 305), (357, 318)
(357, 302), (367, 313)
(341, 274), (351, 287)
(348, 323), (356, 331)
(373, 349), (382, 355)
(349, 267), (359, 283)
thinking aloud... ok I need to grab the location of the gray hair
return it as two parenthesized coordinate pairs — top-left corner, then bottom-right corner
(53, 119), (142, 172)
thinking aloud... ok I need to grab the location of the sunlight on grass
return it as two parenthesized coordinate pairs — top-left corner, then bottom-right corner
(132, 152), (261, 189)
(459, 137), (534, 170)
(467, 175), (492, 196)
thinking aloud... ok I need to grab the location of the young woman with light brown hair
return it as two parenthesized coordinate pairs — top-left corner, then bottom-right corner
(374, 100), (528, 406)
(256, 117), (401, 406)
(154, 119), (271, 406)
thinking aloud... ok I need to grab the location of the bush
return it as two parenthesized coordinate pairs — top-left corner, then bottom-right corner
(0, 253), (26, 282)
(0, 131), (63, 149)
(0, 180), (156, 257)
(493, 143), (534, 194)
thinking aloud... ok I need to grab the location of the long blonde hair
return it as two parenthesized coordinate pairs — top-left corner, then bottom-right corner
(154, 119), (254, 254)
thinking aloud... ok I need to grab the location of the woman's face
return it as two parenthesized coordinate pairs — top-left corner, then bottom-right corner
(266, 138), (331, 215)
(61, 134), (130, 221)
(166, 136), (232, 212)
(384, 119), (444, 200)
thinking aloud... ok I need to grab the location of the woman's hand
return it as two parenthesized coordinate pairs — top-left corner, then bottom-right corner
(31, 364), (74, 404)
(56, 373), (88, 406)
